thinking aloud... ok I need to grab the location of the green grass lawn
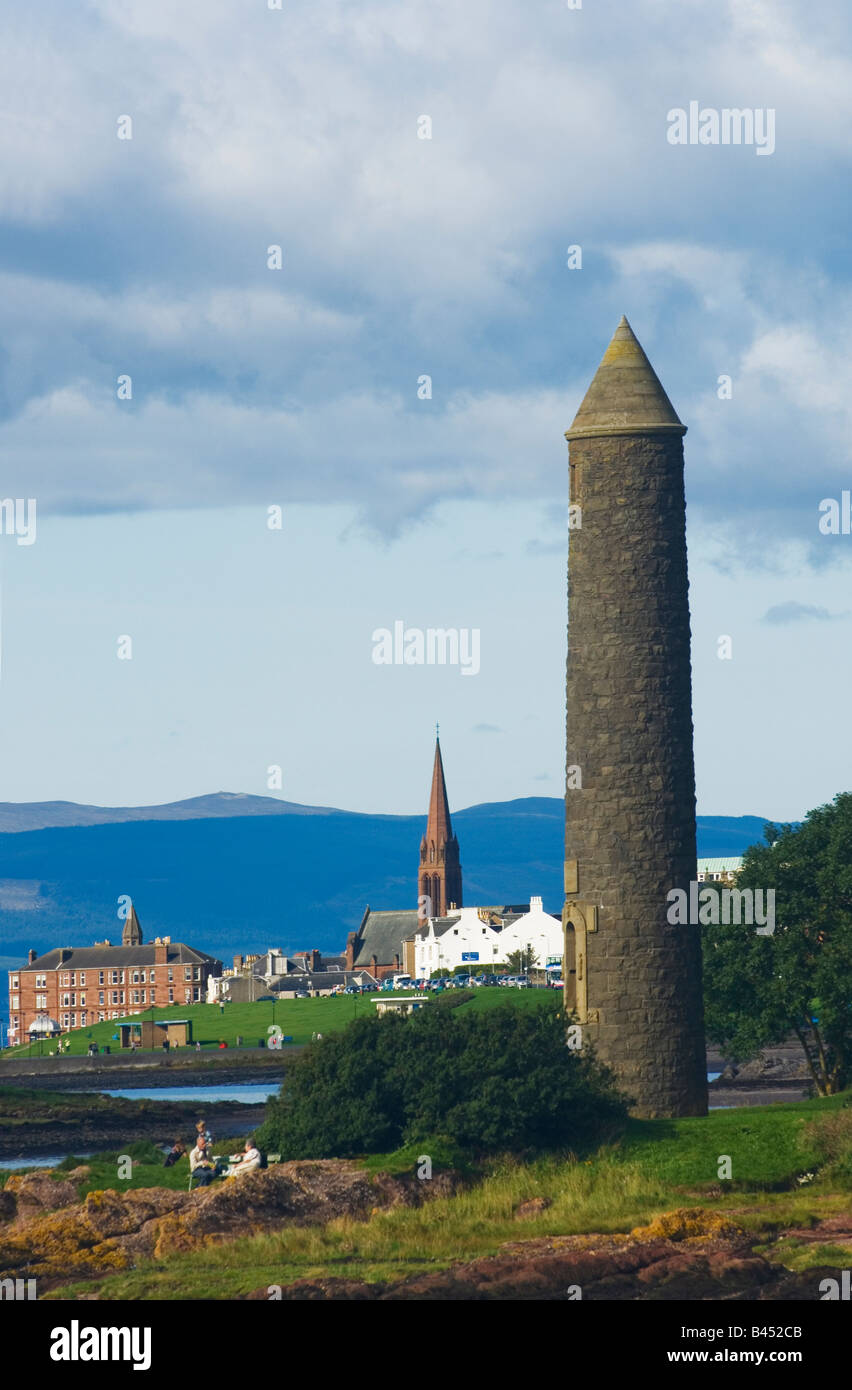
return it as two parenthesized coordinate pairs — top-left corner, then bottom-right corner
(613, 1093), (850, 1187)
(0, 986), (549, 1059)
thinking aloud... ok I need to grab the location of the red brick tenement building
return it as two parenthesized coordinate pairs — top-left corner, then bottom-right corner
(6, 906), (222, 1046)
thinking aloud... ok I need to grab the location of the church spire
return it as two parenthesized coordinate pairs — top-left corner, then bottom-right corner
(418, 733), (462, 918)
(122, 902), (143, 947)
(426, 735), (453, 846)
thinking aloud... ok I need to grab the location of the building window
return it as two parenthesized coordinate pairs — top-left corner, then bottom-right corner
(110, 1011), (118, 1020)
(120, 991), (125, 1004)
(98, 1012), (104, 1022)
(61, 1014), (70, 1028)
(62, 994), (70, 1007)
(10, 976), (19, 990)
(150, 989), (156, 1003)
(120, 971), (126, 985)
(132, 971), (140, 984)
(168, 988), (174, 1003)
(193, 987), (200, 1001)
(110, 971), (119, 985)
(79, 994), (85, 1005)
(99, 971), (104, 985)
(61, 973), (70, 986)
(36, 994), (46, 1009)
(11, 994), (19, 1010)
(111, 991), (119, 1005)
(132, 991), (140, 1005)
(80, 1013), (87, 1027)
(99, 992), (105, 1005)
(184, 968), (192, 981)
(36, 974), (46, 989)
(168, 968), (173, 982)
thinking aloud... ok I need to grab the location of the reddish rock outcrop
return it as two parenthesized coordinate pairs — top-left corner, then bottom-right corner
(0, 1160), (459, 1290)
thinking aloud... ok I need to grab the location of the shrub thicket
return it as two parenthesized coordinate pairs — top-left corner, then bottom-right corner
(256, 999), (627, 1159)
(802, 1107), (852, 1182)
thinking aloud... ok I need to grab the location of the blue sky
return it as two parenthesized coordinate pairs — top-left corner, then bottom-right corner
(0, 0), (850, 821)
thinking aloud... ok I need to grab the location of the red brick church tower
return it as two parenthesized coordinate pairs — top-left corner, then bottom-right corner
(418, 734), (462, 918)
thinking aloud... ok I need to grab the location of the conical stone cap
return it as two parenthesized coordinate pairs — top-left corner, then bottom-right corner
(565, 316), (686, 441)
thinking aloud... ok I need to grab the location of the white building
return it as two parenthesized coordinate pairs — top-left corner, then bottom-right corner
(413, 897), (562, 977)
(497, 896), (564, 969)
(696, 857), (743, 883)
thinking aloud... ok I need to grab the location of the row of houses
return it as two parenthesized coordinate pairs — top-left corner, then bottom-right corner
(5, 894), (560, 1043)
(214, 894), (564, 1003)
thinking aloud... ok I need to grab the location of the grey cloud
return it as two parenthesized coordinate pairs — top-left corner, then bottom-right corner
(762, 602), (848, 624)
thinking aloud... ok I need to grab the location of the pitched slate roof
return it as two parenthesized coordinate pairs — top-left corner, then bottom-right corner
(272, 970), (374, 991)
(20, 943), (221, 971)
(352, 909), (420, 967)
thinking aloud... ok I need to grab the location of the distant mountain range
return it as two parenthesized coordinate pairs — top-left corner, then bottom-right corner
(0, 792), (351, 835)
(0, 793), (772, 981)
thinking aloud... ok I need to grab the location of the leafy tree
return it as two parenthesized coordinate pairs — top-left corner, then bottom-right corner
(257, 999), (626, 1159)
(702, 793), (852, 1094)
(505, 946), (539, 974)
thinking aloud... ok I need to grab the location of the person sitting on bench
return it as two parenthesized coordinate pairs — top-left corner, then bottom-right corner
(189, 1136), (219, 1186)
(225, 1138), (262, 1178)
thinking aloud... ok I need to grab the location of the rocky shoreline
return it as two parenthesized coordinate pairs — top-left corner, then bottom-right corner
(1, 1163), (847, 1301)
(706, 1043), (814, 1108)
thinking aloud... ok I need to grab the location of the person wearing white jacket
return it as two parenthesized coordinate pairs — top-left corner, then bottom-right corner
(226, 1139), (262, 1178)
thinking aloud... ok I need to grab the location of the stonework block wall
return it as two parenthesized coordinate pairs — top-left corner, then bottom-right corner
(565, 432), (707, 1118)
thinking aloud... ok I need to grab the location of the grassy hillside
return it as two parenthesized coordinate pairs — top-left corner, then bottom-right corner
(0, 987), (549, 1057)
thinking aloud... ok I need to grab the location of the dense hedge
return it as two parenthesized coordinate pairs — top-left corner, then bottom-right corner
(256, 999), (627, 1158)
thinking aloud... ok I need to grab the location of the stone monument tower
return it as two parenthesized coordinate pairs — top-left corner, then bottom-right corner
(563, 317), (707, 1118)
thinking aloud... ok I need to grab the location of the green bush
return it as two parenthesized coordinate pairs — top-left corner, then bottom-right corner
(431, 988), (475, 1010)
(802, 1106), (852, 1180)
(257, 999), (627, 1160)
